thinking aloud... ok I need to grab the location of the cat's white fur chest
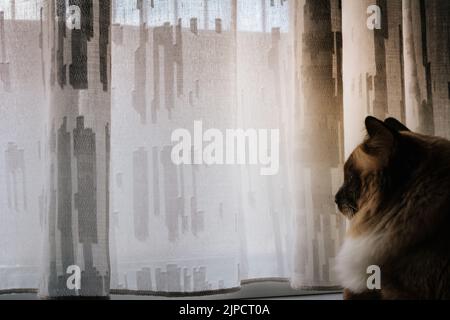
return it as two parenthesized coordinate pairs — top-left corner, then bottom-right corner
(335, 233), (384, 293)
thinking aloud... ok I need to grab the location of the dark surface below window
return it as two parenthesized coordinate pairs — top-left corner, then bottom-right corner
(0, 281), (342, 300)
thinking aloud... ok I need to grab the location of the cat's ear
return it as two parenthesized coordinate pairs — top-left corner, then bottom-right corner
(364, 116), (397, 160)
(384, 118), (410, 132)
(365, 116), (395, 140)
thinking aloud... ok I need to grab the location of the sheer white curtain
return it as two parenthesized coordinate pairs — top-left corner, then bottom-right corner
(2, 0), (447, 298)
(109, 0), (348, 294)
(109, 0), (338, 293)
(0, 3), (47, 290)
(342, 0), (449, 152)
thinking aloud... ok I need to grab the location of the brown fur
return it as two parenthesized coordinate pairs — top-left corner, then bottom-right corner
(335, 117), (450, 300)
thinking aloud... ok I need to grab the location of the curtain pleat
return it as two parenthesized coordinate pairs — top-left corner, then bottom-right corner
(291, 0), (346, 288)
(38, 0), (112, 297)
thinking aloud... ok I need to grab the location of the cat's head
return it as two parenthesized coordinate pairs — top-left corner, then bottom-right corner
(335, 116), (423, 219)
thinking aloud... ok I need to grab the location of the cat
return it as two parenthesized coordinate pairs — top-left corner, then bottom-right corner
(335, 116), (450, 299)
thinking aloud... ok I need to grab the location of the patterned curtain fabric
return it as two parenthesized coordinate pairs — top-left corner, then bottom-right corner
(0, 0), (448, 298)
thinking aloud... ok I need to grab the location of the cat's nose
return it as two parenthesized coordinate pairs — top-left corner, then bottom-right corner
(335, 189), (343, 205)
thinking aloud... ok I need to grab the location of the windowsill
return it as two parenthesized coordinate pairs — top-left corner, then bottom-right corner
(0, 282), (343, 300)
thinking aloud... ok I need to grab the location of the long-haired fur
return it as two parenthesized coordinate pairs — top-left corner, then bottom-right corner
(335, 117), (450, 300)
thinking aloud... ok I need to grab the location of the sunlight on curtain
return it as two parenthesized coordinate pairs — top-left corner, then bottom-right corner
(0, 0), (345, 296)
(110, 0), (300, 293)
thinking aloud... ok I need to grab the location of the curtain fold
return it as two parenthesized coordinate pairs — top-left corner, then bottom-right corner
(291, 0), (346, 288)
(0, 0), (449, 298)
(39, 1), (112, 297)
